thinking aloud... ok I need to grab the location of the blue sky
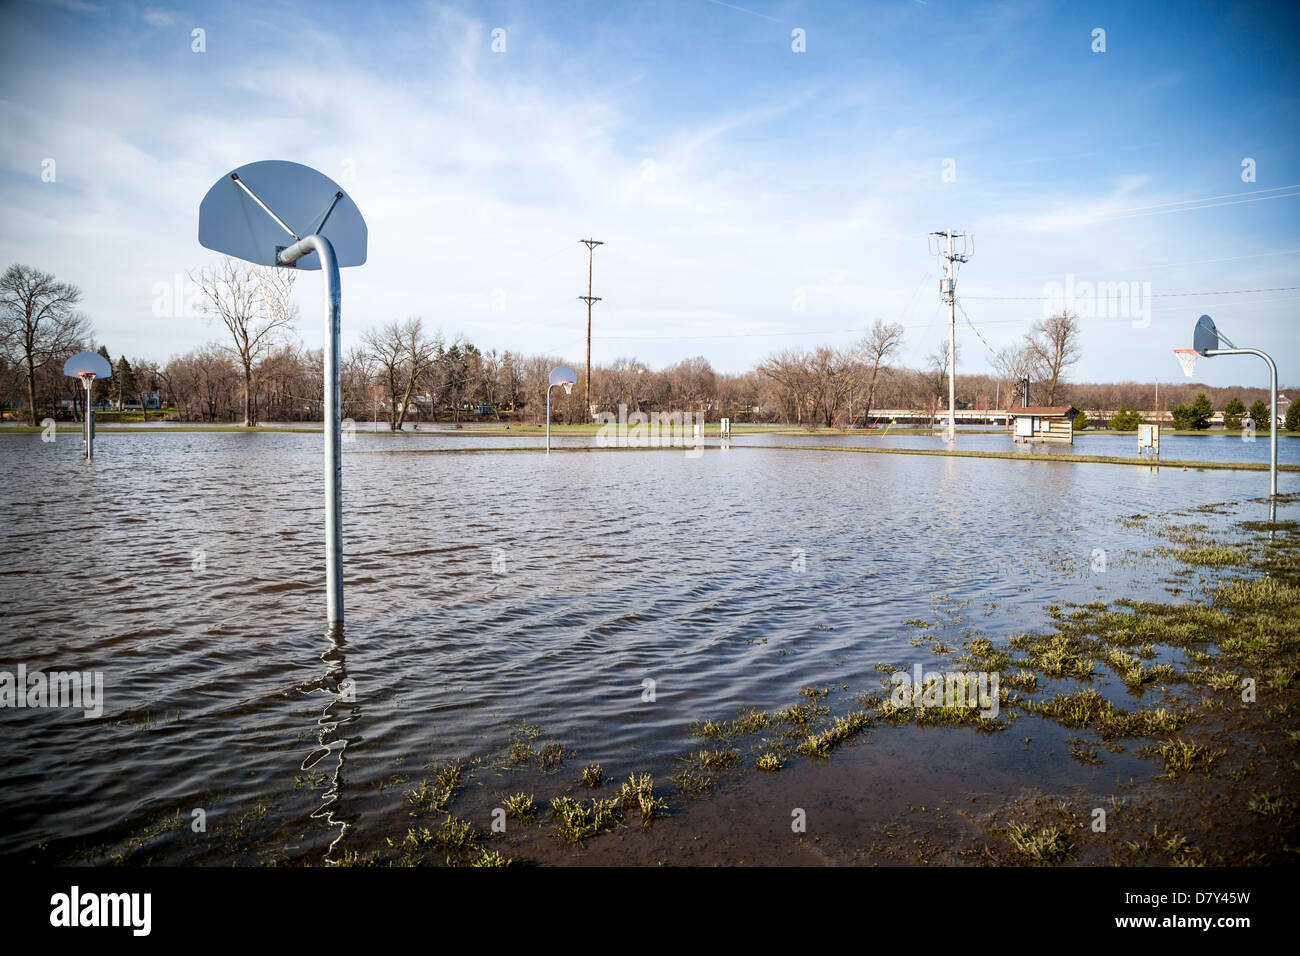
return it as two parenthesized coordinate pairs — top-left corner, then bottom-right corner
(2, 0), (1297, 388)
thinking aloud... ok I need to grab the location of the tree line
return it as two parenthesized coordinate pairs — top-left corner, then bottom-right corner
(1, 260), (1292, 427)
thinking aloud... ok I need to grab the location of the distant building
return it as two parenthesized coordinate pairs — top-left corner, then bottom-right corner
(1011, 406), (1078, 445)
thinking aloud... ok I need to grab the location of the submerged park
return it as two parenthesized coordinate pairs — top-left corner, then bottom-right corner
(0, 166), (1296, 870)
(1, 0), (1299, 889)
(2, 397), (1298, 865)
(1, 167), (1298, 869)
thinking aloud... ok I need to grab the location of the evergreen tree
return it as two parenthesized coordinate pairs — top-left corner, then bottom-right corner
(1248, 399), (1271, 434)
(1171, 393), (1212, 430)
(1222, 396), (1245, 430)
(114, 356), (136, 410)
(93, 345), (112, 407)
(1287, 400), (1300, 433)
(1108, 406), (1144, 430)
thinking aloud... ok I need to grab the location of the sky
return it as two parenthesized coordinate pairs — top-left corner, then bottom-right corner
(1, 0), (1298, 390)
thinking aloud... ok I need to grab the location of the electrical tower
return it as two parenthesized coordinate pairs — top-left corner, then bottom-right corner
(930, 229), (970, 442)
(578, 239), (603, 419)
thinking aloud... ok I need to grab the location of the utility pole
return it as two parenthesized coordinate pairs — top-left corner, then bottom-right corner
(931, 229), (969, 442)
(578, 239), (603, 420)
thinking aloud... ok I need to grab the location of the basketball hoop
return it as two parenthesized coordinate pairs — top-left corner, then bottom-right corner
(200, 159), (369, 630)
(546, 365), (577, 454)
(1179, 313), (1280, 498)
(63, 351), (112, 462)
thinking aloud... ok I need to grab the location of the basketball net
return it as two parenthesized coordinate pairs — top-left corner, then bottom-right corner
(254, 269), (291, 325)
(78, 372), (96, 387)
(1174, 349), (1199, 379)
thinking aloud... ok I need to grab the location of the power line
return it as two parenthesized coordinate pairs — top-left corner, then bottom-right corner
(1089, 189), (1300, 224)
(1093, 183), (1300, 218)
(1140, 248), (1300, 270)
(963, 286), (1300, 301)
(955, 301), (999, 359)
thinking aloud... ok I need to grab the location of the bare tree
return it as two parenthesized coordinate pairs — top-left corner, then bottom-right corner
(758, 349), (814, 425)
(521, 354), (570, 425)
(361, 318), (440, 430)
(808, 346), (858, 428)
(1025, 312), (1081, 405)
(132, 358), (160, 422)
(341, 345), (376, 423)
(191, 258), (297, 426)
(925, 338), (958, 402)
(857, 320), (905, 417)
(0, 263), (91, 424)
(993, 344), (1037, 408)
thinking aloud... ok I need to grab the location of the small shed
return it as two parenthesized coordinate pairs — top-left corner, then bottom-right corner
(1011, 406), (1077, 445)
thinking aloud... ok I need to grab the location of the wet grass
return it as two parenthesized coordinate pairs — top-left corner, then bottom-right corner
(691, 709), (772, 740)
(1104, 649), (1177, 689)
(616, 774), (669, 826)
(550, 796), (623, 844)
(1173, 545), (1250, 567)
(693, 748), (741, 770)
(1034, 689), (1189, 739)
(1005, 823), (1074, 864)
(1148, 739), (1226, 778)
(502, 793), (535, 821)
(756, 752), (784, 772)
(549, 773), (667, 843)
(270, 499), (1300, 865)
(796, 711), (874, 757)
(406, 779), (453, 816)
(1011, 633), (1096, 680)
(1067, 737), (1103, 764)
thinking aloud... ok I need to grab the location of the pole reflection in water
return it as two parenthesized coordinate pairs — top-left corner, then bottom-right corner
(300, 625), (361, 864)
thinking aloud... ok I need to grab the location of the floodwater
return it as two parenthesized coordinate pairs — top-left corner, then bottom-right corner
(32, 419), (1299, 467)
(0, 428), (1290, 864)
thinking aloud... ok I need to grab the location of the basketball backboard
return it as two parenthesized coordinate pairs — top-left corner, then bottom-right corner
(64, 351), (111, 380)
(1192, 314), (1220, 355)
(549, 365), (576, 388)
(198, 160), (367, 271)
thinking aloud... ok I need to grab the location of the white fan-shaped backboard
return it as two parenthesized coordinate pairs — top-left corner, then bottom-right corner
(549, 365), (576, 387)
(64, 351), (111, 379)
(198, 160), (367, 270)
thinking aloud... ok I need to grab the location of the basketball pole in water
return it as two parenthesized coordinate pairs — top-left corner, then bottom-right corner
(63, 351), (111, 462)
(1176, 314), (1279, 498)
(198, 161), (368, 630)
(547, 365), (576, 455)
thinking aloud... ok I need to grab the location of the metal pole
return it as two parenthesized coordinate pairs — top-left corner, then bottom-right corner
(546, 384), (552, 455)
(946, 229), (956, 443)
(1207, 347), (1279, 498)
(84, 379), (93, 461)
(586, 249), (592, 415)
(579, 239), (602, 422)
(278, 234), (344, 627)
